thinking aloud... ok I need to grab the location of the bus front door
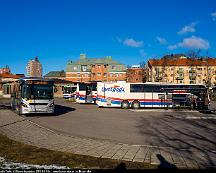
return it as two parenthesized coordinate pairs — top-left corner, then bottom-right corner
(85, 85), (93, 103)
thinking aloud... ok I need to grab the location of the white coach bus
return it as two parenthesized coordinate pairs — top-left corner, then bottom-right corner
(97, 81), (207, 109)
(76, 82), (97, 103)
(11, 77), (55, 115)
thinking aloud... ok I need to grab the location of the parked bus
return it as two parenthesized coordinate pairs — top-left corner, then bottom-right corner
(76, 82), (97, 103)
(63, 85), (77, 99)
(208, 86), (216, 112)
(97, 81), (207, 109)
(11, 77), (54, 115)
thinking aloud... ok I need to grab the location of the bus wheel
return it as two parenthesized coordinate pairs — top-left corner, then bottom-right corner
(121, 100), (130, 109)
(132, 101), (140, 109)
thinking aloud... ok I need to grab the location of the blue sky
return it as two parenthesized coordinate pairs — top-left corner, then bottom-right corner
(0, 0), (216, 75)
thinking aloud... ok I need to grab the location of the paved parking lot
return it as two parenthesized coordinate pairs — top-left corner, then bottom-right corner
(0, 98), (216, 168)
(23, 98), (216, 150)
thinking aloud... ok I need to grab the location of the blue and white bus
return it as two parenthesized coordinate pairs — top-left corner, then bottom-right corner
(97, 81), (207, 109)
(63, 85), (77, 99)
(11, 77), (55, 115)
(76, 82), (97, 103)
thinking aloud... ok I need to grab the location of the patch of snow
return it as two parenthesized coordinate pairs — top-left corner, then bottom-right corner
(0, 156), (70, 169)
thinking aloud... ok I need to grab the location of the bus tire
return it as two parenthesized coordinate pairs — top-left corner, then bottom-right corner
(132, 101), (140, 109)
(121, 100), (130, 109)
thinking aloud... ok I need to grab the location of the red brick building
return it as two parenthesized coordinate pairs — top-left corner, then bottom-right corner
(126, 66), (146, 83)
(66, 54), (126, 82)
(0, 65), (11, 74)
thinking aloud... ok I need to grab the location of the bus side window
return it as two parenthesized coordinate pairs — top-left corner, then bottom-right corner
(143, 85), (153, 92)
(130, 84), (144, 92)
(92, 84), (97, 91)
(79, 84), (86, 91)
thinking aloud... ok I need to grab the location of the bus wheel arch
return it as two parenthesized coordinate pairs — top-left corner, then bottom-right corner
(121, 100), (130, 109)
(132, 100), (140, 109)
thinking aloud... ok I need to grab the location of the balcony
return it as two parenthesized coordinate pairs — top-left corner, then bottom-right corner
(189, 75), (196, 80)
(189, 69), (196, 73)
(155, 76), (162, 81)
(177, 69), (184, 74)
(176, 76), (184, 80)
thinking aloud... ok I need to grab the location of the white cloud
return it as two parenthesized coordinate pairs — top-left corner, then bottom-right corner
(177, 22), (198, 35)
(156, 37), (167, 45)
(167, 36), (210, 50)
(167, 44), (178, 50)
(139, 49), (147, 57)
(211, 12), (216, 21)
(123, 38), (144, 47)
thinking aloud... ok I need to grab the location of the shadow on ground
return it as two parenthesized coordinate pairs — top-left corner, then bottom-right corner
(157, 154), (177, 169)
(54, 104), (76, 116)
(135, 113), (216, 168)
(23, 104), (76, 117)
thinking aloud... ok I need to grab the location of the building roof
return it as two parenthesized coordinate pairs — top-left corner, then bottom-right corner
(68, 57), (123, 66)
(44, 70), (65, 77)
(148, 57), (216, 67)
(52, 78), (74, 84)
(0, 73), (20, 79)
(66, 56), (126, 72)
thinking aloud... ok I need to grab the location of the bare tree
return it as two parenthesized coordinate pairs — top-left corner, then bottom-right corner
(186, 49), (202, 59)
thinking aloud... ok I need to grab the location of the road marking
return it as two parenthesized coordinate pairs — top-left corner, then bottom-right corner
(173, 116), (216, 119)
(130, 109), (199, 113)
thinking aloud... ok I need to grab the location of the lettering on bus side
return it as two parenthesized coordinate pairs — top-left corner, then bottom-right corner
(102, 87), (125, 93)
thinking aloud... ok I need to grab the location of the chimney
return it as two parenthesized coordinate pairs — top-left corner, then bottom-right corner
(80, 54), (86, 60)
(106, 56), (112, 59)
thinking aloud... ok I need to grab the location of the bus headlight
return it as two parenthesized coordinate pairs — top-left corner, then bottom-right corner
(49, 103), (54, 107)
(21, 102), (28, 108)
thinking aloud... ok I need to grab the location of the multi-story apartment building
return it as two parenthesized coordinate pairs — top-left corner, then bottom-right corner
(0, 65), (11, 74)
(26, 57), (42, 77)
(147, 55), (216, 86)
(66, 54), (126, 82)
(126, 65), (146, 83)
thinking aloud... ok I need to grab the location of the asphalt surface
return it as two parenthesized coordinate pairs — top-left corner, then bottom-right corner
(14, 98), (215, 153)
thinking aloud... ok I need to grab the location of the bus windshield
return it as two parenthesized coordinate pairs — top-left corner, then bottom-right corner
(22, 84), (53, 99)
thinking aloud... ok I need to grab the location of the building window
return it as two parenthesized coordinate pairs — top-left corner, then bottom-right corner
(81, 65), (87, 72)
(98, 65), (101, 68)
(77, 73), (80, 77)
(98, 73), (101, 76)
(104, 73), (107, 77)
(112, 66), (115, 69)
(74, 66), (77, 70)
(179, 80), (183, 84)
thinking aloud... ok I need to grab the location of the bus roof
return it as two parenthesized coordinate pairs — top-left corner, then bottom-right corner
(98, 81), (206, 86)
(19, 77), (53, 82)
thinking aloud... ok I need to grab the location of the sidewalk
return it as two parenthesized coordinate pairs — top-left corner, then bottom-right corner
(0, 109), (215, 169)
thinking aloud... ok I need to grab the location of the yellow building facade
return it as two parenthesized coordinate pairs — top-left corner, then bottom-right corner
(147, 56), (216, 86)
